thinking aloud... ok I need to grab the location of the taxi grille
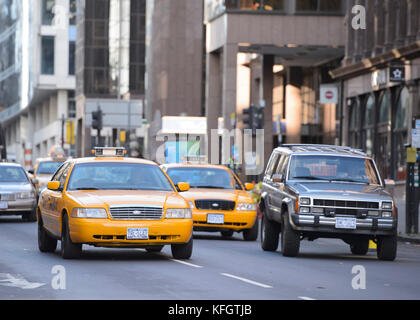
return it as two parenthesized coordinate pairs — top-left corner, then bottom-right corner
(194, 200), (236, 211)
(109, 206), (163, 220)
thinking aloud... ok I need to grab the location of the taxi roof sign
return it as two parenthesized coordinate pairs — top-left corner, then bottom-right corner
(93, 147), (126, 157)
(180, 155), (208, 164)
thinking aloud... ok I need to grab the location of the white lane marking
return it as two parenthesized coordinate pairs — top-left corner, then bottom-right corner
(220, 273), (272, 288)
(169, 259), (203, 268)
(298, 296), (316, 300)
(0, 273), (45, 290)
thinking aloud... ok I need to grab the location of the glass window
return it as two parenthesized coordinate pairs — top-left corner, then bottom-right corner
(42, 0), (55, 25)
(362, 95), (375, 157)
(288, 155), (380, 185)
(379, 91), (390, 124)
(263, 0), (284, 11)
(349, 98), (360, 149)
(69, 41), (75, 75)
(166, 167), (239, 190)
(265, 152), (280, 176)
(394, 87), (409, 181)
(69, 0), (77, 25)
(37, 161), (66, 175)
(296, 0), (342, 12)
(67, 163), (174, 191)
(41, 36), (55, 75)
(0, 166), (29, 183)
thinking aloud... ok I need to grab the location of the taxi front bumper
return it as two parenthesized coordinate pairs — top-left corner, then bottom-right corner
(192, 210), (257, 231)
(69, 218), (193, 246)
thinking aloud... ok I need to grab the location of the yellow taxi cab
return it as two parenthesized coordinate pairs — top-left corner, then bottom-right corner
(37, 147), (193, 260)
(30, 152), (67, 192)
(161, 160), (258, 241)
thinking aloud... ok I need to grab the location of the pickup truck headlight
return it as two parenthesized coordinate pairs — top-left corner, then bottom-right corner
(165, 208), (192, 219)
(71, 208), (108, 219)
(16, 191), (35, 200)
(381, 202), (393, 210)
(299, 197), (310, 205)
(236, 203), (257, 211)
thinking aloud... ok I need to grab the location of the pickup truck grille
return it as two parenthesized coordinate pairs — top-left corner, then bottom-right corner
(194, 200), (236, 211)
(109, 206), (163, 220)
(313, 199), (379, 209)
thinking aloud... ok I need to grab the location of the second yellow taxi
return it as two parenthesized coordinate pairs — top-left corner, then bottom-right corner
(37, 148), (193, 259)
(161, 161), (258, 241)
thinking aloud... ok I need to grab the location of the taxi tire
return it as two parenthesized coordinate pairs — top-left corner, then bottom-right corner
(61, 214), (82, 259)
(221, 230), (234, 238)
(146, 246), (164, 253)
(281, 213), (300, 257)
(171, 238), (193, 260)
(377, 235), (397, 261)
(38, 215), (57, 253)
(243, 218), (259, 241)
(261, 214), (280, 251)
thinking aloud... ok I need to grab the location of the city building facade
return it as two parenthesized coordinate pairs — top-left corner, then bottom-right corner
(75, 0), (146, 157)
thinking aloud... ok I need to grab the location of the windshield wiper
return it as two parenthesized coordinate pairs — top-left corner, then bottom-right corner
(331, 179), (369, 184)
(292, 176), (330, 181)
(73, 187), (99, 190)
(191, 185), (230, 189)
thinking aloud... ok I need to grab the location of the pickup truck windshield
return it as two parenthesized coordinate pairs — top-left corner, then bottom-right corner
(288, 155), (380, 185)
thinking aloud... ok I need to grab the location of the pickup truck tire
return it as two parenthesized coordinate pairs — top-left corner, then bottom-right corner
(243, 218), (259, 241)
(38, 214), (57, 253)
(377, 235), (397, 261)
(61, 214), (82, 259)
(171, 238), (193, 259)
(281, 213), (300, 257)
(350, 238), (369, 255)
(261, 214), (280, 251)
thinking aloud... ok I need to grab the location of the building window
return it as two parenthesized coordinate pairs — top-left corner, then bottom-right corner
(68, 91), (76, 118)
(362, 94), (375, 157)
(394, 87), (409, 181)
(69, 0), (77, 25)
(69, 41), (75, 75)
(41, 36), (55, 75)
(296, 0), (342, 13)
(42, 0), (55, 25)
(376, 91), (392, 179)
(348, 98), (360, 149)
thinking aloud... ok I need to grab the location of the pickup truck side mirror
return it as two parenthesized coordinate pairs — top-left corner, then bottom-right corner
(272, 174), (284, 183)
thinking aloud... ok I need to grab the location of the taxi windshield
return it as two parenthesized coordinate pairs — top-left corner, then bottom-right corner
(37, 161), (65, 174)
(0, 166), (29, 183)
(288, 155), (380, 185)
(166, 167), (239, 190)
(67, 163), (174, 191)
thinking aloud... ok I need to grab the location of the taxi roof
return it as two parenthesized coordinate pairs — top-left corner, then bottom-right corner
(162, 162), (231, 171)
(70, 157), (158, 166)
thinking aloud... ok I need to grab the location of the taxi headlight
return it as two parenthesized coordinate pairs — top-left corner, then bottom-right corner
(16, 191), (35, 200)
(236, 203), (257, 211)
(71, 208), (108, 219)
(165, 208), (192, 219)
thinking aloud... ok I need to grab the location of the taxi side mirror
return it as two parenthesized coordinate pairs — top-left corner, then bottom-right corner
(245, 183), (254, 191)
(47, 181), (60, 191)
(177, 182), (190, 192)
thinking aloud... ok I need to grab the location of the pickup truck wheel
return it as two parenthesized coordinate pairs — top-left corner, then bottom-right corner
(221, 230), (234, 238)
(171, 238), (193, 259)
(281, 213), (300, 257)
(38, 214), (57, 253)
(243, 218), (259, 241)
(261, 214), (280, 251)
(377, 235), (397, 261)
(350, 238), (369, 255)
(61, 214), (82, 259)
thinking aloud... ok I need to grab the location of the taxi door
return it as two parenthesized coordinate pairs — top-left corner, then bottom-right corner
(41, 163), (71, 237)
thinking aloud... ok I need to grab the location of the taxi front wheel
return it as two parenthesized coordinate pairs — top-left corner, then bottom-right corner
(38, 214), (57, 253)
(171, 238), (193, 259)
(61, 214), (82, 259)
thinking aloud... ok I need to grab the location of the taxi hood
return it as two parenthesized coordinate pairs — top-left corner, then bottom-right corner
(179, 188), (252, 203)
(66, 190), (188, 208)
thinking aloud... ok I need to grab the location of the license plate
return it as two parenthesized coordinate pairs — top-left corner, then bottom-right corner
(0, 201), (8, 209)
(335, 217), (356, 229)
(207, 214), (224, 225)
(127, 228), (149, 240)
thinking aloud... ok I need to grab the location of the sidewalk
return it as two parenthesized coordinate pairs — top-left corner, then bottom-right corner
(398, 233), (420, 244)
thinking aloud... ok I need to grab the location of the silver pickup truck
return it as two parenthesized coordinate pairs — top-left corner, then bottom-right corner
(260, 144), (397, 261)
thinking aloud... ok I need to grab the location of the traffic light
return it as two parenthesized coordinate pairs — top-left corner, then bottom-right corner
(242, 105), (255, 130)
(255, 107), (264, 130)
(92, 109), (103, 131)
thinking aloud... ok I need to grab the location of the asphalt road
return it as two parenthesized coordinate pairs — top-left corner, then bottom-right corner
(0, 215), (419, 300)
